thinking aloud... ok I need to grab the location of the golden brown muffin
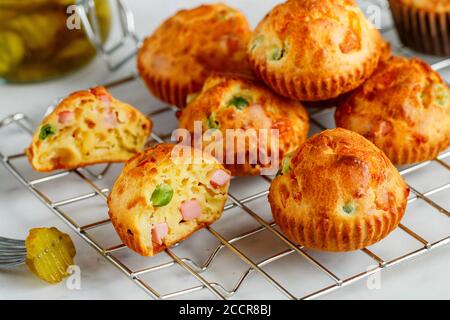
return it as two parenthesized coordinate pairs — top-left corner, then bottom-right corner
(392, 0), (450, 11)
(335, 56), (450, 165)
(108, 143), (231, 256)
(389, 0), (450, 56)
(247, 0), (383, 101)
(269, 128), (410, 252)
(26, 86), (152, 172)
(25, 227), (76, 284)
(137, 3), (251, 108)
(303, 38), (392, 110)
(178, 74), (309, 176)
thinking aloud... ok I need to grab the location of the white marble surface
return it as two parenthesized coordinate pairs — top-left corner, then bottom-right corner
(0, 0), (449, 300)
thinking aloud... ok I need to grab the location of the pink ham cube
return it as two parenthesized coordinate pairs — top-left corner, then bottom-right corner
(180, 199), (201, 221)
(210, 169), (231, 188)
(99, 94), (112, 107)
(103, 110), (118, 128)
(151, 222), (168, 245)
(57, 111), (75, 125)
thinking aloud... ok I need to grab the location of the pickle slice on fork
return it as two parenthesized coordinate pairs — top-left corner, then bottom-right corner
(25, 227), (76, 284)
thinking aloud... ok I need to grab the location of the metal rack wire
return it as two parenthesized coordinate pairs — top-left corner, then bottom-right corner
(0, 0), (449, 300)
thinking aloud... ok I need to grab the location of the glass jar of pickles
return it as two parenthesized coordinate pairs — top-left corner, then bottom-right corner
(0, 0), (111, 83)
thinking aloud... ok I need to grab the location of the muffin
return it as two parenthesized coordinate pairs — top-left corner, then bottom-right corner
(389, 0), (450, 56)
(108, 143), (230, 256)
(335, 56), (450, 165)
(137, 3), (251, 108)
(178, 74), (309, 176)
(269, 128), (410, 252)
(27, 86), (152, 172)
(247, 0), (383, 101)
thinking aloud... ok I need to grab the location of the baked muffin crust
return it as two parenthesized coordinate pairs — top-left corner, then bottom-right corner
(269, 128), (409, 252)
(335, 56), (450, 165)
(137, 3), (251, 108)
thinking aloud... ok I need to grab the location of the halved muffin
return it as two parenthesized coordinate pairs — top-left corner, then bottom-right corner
(178, 74), (309, 176)
(137, 3), (251, 108)
(247, 0), (383, 101)
(269, 128), (409, 252)
(335, 56), (450, 165)
(26, 86), (152, 172)
(108, 143), (230, 256)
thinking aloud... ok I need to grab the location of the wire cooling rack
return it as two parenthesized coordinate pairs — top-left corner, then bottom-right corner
(0, 0), (449, 300)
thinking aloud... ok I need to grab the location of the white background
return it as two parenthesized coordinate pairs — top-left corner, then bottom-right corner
(0, 0), (449, 299)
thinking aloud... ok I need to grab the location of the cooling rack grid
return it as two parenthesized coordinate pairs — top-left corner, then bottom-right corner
(0, 0), (449, 300)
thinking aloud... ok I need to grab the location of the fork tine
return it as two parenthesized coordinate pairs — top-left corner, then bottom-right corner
(0, 237), (25, 245)
(0, 260), (26, 267)
(0, 251), (27, 257)
(0, 237), (27, 268)
(0, 255), (26, 261)
(0, 246), (27, 253)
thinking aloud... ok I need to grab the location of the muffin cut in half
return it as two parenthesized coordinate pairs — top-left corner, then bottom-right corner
(137, 3), (251, 108)
(335, 56), (450, 165)
(247, 0), (383, 101)
(389, 0), (450, 56)
(269, 128), (410, 252)
(178, 74), (309, 176)
(26, 86), (152, 172)
(108, 143), (231, 256)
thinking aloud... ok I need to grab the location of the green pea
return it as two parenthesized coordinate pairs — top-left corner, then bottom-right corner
(39, 124), (56, 140)
(250, 35), (264, 51)
(342, 203), (356, 214)
(228, 96), (249, 110)
(206, 114), (220, 129)
(434, 84), (448, 107)
(150, 183), (173, 207)
(270, 47), (284, 61)
(277, 153), (293, 176)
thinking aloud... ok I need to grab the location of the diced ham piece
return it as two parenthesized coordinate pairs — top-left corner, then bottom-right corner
(152, 222), (168, 245)
(180, 199), (201, 221)
(103, 110), (118, 128)
(58, 111), (75, 125)
(210, 169), (231, 188)
(99, 94), (112, 107)
(247, 104), (272, 128)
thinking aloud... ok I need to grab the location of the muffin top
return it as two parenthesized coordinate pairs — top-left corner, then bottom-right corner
(179, 74), (309, 175)
(248, 0), (382, 80)
(271, 128), (409, 224)
(391, 0), (450, 12)
(137, 3), (251, 90)
(335, 56), (450, 160)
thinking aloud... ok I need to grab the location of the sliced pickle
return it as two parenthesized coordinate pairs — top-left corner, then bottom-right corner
(0, 9), (19, 24)
(54, 37), (95, 61)
(0, 30), (25, 75)
(25, 227), (76, 284)
(6, 11), (66, 52)
(0, 0), (111, 82)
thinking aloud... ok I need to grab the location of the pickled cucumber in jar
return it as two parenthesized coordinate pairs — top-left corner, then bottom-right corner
(0, 31), (25, 75)
(0, 0), (111, 83)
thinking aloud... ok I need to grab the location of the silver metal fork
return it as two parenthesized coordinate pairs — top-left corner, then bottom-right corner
(0, 237), (26, 267)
